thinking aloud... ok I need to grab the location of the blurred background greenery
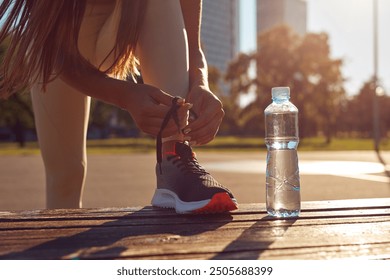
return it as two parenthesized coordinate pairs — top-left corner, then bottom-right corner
(1, 25), (389, 152)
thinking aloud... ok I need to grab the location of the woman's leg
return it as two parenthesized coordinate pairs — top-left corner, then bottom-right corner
(31, 82), (90, 209)
(30, 1), (117, 209)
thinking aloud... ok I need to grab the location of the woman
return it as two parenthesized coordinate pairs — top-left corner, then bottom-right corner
(0, 0), (237, 213)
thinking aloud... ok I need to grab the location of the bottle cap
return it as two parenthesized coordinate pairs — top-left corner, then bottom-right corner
(272, 87), (290, 100)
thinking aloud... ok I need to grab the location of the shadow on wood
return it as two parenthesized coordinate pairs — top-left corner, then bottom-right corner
(0, 207), (233, 260)
(211, 216), (297, 260)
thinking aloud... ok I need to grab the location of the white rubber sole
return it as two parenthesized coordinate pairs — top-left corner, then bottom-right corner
(151, 189), (211, 214)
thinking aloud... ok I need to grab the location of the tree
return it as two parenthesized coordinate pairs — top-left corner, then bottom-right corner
(0, 39), (35, 147)
(343, 78), (390, 139)
(296, 32), (345, 143)
(223, 53), (256, 135)
(225, 25), (346, 141)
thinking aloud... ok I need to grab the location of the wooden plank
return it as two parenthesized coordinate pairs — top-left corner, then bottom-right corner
(126, 243), (390, 260)
(1, 198), (389, 220)
(1, 202), (389, 224)
(0, 206), (166, 220)
(1, 206), (389, 230)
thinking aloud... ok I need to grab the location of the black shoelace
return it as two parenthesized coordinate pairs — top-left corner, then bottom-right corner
(156, 97), (182, 174)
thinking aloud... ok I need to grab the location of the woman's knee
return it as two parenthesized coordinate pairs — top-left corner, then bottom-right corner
(46, 157), (87, 187)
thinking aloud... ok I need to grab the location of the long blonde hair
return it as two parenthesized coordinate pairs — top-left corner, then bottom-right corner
(0, 0), (147, 98)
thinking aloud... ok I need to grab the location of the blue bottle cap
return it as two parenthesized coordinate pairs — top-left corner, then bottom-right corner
(272, 87), (290, 100)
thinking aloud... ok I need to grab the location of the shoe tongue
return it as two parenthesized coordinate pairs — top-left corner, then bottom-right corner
(175, 142), (193, 159)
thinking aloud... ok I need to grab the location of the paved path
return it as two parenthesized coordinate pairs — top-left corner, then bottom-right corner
(1, 151), (390, 211)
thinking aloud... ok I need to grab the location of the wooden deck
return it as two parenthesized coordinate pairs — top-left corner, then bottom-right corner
(0, 198), (389, 260)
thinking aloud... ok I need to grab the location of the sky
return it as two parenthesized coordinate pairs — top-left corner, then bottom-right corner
(239, 0), (390, 96)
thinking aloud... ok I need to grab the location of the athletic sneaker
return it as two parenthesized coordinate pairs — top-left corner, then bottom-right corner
(152, 97), (238, 214)
(151, 141), (238, 214)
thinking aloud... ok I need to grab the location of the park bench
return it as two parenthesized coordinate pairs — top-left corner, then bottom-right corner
(0, 198), (389, 259)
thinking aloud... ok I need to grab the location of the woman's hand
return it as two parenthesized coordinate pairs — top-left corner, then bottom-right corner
(124, 83), (190, 138)
(184, 85), (224, 145)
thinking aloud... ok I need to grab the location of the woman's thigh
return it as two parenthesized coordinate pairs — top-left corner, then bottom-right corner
(137, 0), (189, 98)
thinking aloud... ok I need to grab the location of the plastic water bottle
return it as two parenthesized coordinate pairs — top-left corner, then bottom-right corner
(264, 87), (301, 217)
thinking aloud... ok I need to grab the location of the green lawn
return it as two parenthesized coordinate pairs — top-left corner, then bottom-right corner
(0, 136), (389, 155)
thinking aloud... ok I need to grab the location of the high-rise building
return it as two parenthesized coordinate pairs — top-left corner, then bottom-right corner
(201, 0), (239, 93)
(257, 0), (307, 36)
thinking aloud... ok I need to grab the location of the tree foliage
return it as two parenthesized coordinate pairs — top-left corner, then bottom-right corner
(340, 79), (390, 139)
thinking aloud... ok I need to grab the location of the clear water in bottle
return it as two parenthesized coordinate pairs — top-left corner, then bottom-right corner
(264, 87), (301, 218)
